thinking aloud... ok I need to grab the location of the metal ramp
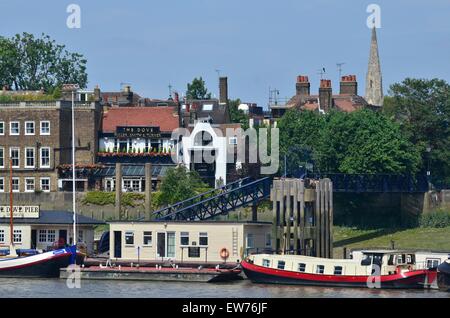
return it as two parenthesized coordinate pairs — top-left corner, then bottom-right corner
(153, 177), (271, 221)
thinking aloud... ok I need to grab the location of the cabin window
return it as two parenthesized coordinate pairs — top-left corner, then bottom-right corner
(298, 263), (306, 272)
(143, 231), (152, 246)
(13, 229), (22, 243)
(316, 265), (325, 274)
(334, 266), (343, 275)
(262, 259), (271, 267)
(277, 261), (285, 270)
(426, 259), (440, 269)
(199, 232), (208, 246)
(125, 231), (134, 245)
(180, 232), (189, 246)
(361, 254), (373, 266)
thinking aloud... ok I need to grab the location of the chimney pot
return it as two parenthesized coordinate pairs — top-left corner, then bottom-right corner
(296, 75), (310, 96)
(340, 75), (358, 95)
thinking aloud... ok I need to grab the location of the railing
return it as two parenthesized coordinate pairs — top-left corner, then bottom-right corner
(149, 177), (252, 220)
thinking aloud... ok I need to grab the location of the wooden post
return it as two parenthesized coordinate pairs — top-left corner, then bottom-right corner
(279, 180), (285, 254)
(251, 202), (258, 222)
(271, 185), (278, 252)
(323, 179), (330, 258)
(285, 180), (291, 254)
(145, 163), (152, 219)
(115, 162), (122, 220)
(293, 180), (299, 255)
(315, 181), (321, 257)
(328, 179), (334, 259)
(299, 180), (305, 255)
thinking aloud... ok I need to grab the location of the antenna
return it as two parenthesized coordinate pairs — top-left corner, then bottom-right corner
(168, 83), (173, 99)
(336, 62), (346, 79)
(317, 68), (326, 79)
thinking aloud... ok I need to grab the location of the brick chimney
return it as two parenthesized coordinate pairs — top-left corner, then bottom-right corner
(219, 77), (228, 105)
(94, 85), (101, 102)
(319, 79), (333, 112)
(340, 75), (358, 95)
(296, 75), (310, 98)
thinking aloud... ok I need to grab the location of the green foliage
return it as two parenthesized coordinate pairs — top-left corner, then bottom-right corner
(82, 191), (145, 208)
(419, 209), (450, 228)
(158, 165), (210, 205)
(383, 78), (450, 185)
(278, 108), (421, 175)
(0, 32), (87, 91)
(186, 77), (211, 100)
(228, 98), (249, 129)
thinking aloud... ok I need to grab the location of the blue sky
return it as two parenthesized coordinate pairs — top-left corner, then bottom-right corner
(1, 0), (449, 108)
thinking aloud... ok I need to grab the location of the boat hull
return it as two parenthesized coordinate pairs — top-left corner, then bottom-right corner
(437, 261), (450, 292)
(0, 248), (74, 278)
(241, 260), (427, 289)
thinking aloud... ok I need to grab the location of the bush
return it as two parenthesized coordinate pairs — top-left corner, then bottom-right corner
(419, 209), (450, 228)
(82, 191), (145, 208)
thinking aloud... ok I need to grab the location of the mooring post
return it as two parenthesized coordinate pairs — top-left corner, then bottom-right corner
(115, 162), (122, 220)
(145, 163), (152, 219)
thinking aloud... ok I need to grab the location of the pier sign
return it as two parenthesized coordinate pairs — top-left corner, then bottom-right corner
(0, 206), (40, 218)
(115, 126), (161, 138)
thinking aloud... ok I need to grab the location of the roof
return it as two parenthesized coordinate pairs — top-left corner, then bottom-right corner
(102, 106), (179, 133)
(0, 211), (104, 225)
(182, 99), (230, 125)
(284, 94), (368, 113)
(92, 164), (173, 178)
(108, 220), (272, 225)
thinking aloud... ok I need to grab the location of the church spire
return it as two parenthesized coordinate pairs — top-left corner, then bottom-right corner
(365, 27), (383, 106)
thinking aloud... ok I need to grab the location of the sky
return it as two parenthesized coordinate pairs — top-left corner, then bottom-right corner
(0, 0), (449, 108)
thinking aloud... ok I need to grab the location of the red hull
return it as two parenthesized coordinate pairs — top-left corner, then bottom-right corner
(241, 260), (428, 289)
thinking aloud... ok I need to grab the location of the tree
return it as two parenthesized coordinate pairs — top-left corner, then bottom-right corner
(228, 98), (249, 129)
(158, 165), (209, 205)
(383, 78), (450, 184)
(186, 77), (211, 100)
(0, 32), (88, 91)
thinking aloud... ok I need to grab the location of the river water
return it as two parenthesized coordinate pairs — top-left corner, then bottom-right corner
(0, 278), (449, 298)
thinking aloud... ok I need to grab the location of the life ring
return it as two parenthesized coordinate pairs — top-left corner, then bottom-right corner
(220, 248), (230, 260)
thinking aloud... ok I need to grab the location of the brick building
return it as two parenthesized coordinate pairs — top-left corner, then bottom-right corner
(0, 97), (102, 194)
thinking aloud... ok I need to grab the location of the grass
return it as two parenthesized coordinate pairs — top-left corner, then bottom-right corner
(333, 226), (450, 257)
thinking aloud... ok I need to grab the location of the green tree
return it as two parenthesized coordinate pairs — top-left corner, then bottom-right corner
(0, 32), (87, 91)
(186, 77), (211, 100)
(228, 98), (249, 129)
(158, 165), (209, 205)
(383, 78), (450, 184)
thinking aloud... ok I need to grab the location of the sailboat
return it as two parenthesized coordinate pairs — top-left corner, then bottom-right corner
(0, 86), (80, 277)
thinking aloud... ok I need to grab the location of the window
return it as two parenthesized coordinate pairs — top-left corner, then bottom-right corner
(0, 178), (4, 192)
(25, 148), (35, 168)
(316, 265), (325, 274)
(246, 233), (254, 249)
(40, 178), (50, 192)
(13, 229), (22, 243)
(38, 230), (48, 243)
(0, 121), (4, 135)
(49, 230), (56, 242)
(0, 230), (4, 243)
(334, 266), (343, 275)
(202, 104), (213, 111)
(262, 259), (271, 267)
(143, 231), (152, 246)
(298, 263), (306, 272)
(25, 121), (35, 135)
(0, 147), (3, 168)
(199, 232), (208, 246)
(188, 247), (200, 258)
(78, 230), (83, 243)
(426, 259), (440, 269)
(10, 147), (20, 168)
(40, 147), (50, 168)
(40, 121), (50, 135)
(229, 137), (237, 145)
(180, 232), (189, 246)
(277, 261), (285, 270)
(125, 231), (134, 245)
(10, 121), (20, 135)
(25, 178), (35, 192)
(12, 178), (19, 192)
(265, 233), (271, 248)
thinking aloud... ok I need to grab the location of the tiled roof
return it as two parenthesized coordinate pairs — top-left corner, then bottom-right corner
(285, 94), (368, 113)
(102, 107), (180, 133)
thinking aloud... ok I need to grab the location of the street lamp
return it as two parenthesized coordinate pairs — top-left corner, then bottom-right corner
(62, 84), (80, 247)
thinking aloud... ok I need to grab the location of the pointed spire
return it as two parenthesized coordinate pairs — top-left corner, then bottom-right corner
(365, 27), (383, 106)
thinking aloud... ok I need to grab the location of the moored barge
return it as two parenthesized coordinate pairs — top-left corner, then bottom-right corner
(241, 251), (431, 289)
(437, 260), (450, 292)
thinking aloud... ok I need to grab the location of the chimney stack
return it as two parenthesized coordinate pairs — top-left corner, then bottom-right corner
(340, 75), (358, 95)
(319, 79), (333, 112)
(122, 85), (133, 105)
(296, 75), (310, 98)
(219, 77), (228, 105)
(94, 85), (101, 102)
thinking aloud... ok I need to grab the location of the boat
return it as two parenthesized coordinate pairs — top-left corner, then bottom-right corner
(437, 260), (450, 292)
(241, 251), (431, 289)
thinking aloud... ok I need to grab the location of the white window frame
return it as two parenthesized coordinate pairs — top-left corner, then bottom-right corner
(143, 231), (152, 246)
(0, 146), (4, 168)
(0, 121), (4, 135)
(24, 177), (35, 192)
(25, 121), (35, 135)
(10, 147), (20, 168)
(11, 177), (20, 192)
(180, 232), (189, 246)
(40, 147), (51, 168)
(199, 232), (208, 246)
(40, 121), (50, 135)
(25, 147), (35, 168)
(10, 121), (20, 136)
(40, 177), (51, 192)
(0, 177), (4, 193)
(125, 231), (134, 246)
(38, 229), (48, 243)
